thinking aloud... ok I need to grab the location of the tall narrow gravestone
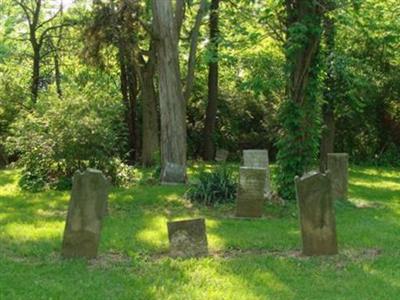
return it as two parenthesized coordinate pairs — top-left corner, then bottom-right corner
(243, 149), (271, 196)
(327, 153), (349, 201)
(295, 171), (338, 256)
(236, 167), (267, 218)
(62, 169), (110, 259)
(167, 218), (208, 258)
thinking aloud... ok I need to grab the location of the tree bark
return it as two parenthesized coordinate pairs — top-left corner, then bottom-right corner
(320, 2), (336, 171)
(183, 0), (209, 102)
(118, 45), (137, 163)
(31, 46), (41, 103)
(140, 47), (160, 167)
(153, 0), (187, 183)
(202, 0), (219, 161)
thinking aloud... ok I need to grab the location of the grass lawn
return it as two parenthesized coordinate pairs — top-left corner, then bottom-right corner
(1, 164), (400, 299)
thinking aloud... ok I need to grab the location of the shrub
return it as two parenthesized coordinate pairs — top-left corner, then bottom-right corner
(6, 86), (133, 191)
(185, 165), (237, 206)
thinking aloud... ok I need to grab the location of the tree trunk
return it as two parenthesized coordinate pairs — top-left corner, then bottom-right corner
(141, 49), (160, 167)
(118, 46), (136, 164)
(153, 0), (187, 183)
(202, 0), (219, 161)
(54, 51), (62, 98)
(183, 0), (209, 102)
(320, 2), (336, 172)
(126, 54), (140, 161)
(31, 46), (41, 103)
(320, 109), (335, 171)
(0, 145), (7, 169)
(276, 0), (324, 200)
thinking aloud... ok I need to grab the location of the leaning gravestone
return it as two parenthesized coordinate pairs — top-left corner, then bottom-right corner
(236, 167), (267, 218)
(295, 171), (338, 256)
(62, 169), (110, 259)
(167, 218), (208, 258)
(215, 149), (229, 162)
(243, 149), (271, 196)
(327, 153), (349, 201)
(161, 162), (187, 185)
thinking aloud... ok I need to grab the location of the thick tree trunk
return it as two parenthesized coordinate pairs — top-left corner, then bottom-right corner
(276, 0), (324, 199)
(202, 0), (219, 161)
(141, 50), (160, 167)
(320, 3), (336, 172)
(153, 0), (187, 183)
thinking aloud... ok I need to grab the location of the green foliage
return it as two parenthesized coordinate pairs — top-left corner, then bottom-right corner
(185, 165), (237, 206)
(6, 87), (131, 191)
(276, 3), (323, 200)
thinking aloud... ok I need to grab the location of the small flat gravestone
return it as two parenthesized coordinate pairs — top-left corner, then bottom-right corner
(327, 153), (349, 201)
(215, 149), (229, 162)
(161, 162), (187, 185)
(236, 167), (267, 218)
(295, 171), (338, 256)
(243, 149), (271, 197)
(62, 168), (110, 259)
(167, 218), (208, 258)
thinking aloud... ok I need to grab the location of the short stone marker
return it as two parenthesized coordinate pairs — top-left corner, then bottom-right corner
(327, 153), (349, 201)
(167, 218), (208, 258)
(243, 149), (271, 196)
(62, 168), (110, 259)
(215, 149), (229, 162)
(236, 167), (267, 218)
(295, 171), (338, 256)
(161, 162), (187, 185)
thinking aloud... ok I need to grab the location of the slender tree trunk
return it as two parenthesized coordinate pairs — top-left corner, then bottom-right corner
(153, 0), (187, 183)
(320, 2), (336, 171)
(0, 145), (7, 169)
(54, 51), (62, 98)
(183, 0), (209, 102)
(118, 46), (136, 163)
(126, 54), (140, 161)
(32, 46), (41, 103)
(202, 0), (219, 161)
(141, 48), (160, 166)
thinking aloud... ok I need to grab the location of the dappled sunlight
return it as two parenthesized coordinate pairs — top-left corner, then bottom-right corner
(1, 220), (64, 241)
(134, 215), (169, 250)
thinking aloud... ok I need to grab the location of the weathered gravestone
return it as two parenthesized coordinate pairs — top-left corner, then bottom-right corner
(161, 162), (187, 185)
(215, 149), (229, 162)
(62, 169), (110, 259)
(295, 171), (338, 256)
(327, 153), (349, 201)
(236, 167), (267, 218)
(243, 149), (271, 196)
(167, 218), (208, 258)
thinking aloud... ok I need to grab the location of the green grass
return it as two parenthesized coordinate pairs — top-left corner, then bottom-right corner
(1, 165), (400, 299)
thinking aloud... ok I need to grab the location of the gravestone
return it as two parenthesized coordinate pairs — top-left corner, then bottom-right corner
(295, 171), (338, 256)
(62, 168), (110, 259)
(236, 167), (267, 218)
(161, 162), (187, 185)
(243, 149), (271, 196)
(167, 218), (208, 258)
(327, 153), (349, 201)
(215, 149), (229, 162)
